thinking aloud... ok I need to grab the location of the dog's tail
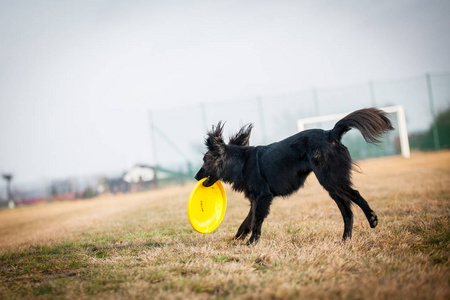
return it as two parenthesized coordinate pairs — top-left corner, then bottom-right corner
(330, 108), (394, 143)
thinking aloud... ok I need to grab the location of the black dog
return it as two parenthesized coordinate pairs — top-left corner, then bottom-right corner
(195, 108), (393, 245)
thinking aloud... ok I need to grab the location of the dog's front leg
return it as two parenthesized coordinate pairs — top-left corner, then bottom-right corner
(234, 204), (253, 240)
(247, 195), (273, 245)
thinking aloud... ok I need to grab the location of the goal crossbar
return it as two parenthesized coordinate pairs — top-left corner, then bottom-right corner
(297, 105), (410, 158)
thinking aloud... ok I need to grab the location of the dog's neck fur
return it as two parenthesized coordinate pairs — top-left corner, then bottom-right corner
(219, 144), (250, 192)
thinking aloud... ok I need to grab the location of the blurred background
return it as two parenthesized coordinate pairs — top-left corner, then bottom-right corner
(1, 0), (449, 207)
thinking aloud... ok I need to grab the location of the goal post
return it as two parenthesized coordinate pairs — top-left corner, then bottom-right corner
(297, 105), (410, 158)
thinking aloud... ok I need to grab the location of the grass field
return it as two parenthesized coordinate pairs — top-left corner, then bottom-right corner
(1, 151), (449, 299)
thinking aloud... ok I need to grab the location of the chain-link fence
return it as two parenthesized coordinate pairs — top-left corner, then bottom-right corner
(2, 73), (449, 204)
(150, 73), (450, 175)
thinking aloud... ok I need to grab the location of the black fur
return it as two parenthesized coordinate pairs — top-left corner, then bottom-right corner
(195, 108), (394, 245)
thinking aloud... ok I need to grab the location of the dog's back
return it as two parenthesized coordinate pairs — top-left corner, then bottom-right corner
(258, 108), (392, 198)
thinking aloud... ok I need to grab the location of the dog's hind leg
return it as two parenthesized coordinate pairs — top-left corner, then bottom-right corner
(247, 195), (273, 245)
(330, 193), (354, 240)
(313, 167), (354, 240)
(348, 188), (378, 228)
(234, 205), (253, 240)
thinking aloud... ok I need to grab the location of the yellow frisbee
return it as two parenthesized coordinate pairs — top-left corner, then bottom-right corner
(187, 178), (227, 233)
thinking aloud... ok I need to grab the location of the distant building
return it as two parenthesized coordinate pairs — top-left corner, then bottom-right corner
(96, 164), (191, 195)
(97, 177), (129, 194)
(123, 164), (157, 192)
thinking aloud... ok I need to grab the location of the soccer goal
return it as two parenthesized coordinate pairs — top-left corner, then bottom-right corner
(297, 105), (410, 158)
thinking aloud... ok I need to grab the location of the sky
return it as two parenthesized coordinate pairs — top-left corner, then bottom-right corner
(1, 0), (450, 185)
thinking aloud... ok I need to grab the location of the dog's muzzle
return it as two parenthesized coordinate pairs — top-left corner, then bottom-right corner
(195, 168), (217, 187)
(195, 168), (206, 181)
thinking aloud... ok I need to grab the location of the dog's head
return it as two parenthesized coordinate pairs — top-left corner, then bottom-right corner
(195, 122), (253, 187)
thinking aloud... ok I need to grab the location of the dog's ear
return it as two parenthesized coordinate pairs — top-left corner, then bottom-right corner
(229, 124), (253, 146)
(205, 122), (226, 156)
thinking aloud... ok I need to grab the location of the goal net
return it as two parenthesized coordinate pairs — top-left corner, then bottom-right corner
(297, 106), (410, 159)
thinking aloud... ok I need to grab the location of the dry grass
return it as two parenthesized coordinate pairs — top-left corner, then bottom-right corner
(0, 151), (449, 299)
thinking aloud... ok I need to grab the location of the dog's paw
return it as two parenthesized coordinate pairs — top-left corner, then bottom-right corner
(246, 235), (260, 246)
(233, 229), (250, 241)
(232, 235), (243, 241)
(245, 240), (255, 246)
(233, 232), (246, 241)
(369, 212), (378, 228)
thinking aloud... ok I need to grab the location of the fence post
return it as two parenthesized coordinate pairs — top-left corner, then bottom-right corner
(148, 110), (158, 167)
(425, 73), (440, 150)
